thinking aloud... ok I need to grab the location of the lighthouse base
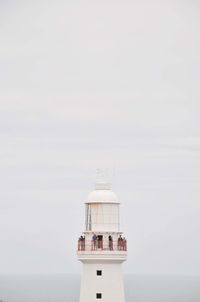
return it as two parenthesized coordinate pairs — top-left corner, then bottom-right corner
(79, 261), (125, 302)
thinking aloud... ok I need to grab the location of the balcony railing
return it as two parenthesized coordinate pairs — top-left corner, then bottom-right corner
(77, 239), (127, 252)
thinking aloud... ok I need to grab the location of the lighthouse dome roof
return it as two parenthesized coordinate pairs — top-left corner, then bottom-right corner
(86, 182), (119, 204)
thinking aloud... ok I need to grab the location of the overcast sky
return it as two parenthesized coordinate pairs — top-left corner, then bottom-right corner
(0, 0), (200, 275)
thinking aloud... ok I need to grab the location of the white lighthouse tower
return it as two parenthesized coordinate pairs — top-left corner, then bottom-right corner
(77, 181), (127, 302)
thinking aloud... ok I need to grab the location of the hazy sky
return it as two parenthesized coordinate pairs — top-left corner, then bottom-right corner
(0, 0), (200, 275)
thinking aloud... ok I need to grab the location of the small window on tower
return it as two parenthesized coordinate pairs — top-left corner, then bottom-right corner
(96, 293), (102, 299)
(96, 270), (102, 276)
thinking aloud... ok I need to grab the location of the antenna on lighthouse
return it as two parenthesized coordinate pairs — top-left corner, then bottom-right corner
(95, 167), (115, 185)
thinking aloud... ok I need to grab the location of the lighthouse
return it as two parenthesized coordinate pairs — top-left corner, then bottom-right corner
(77, 182), (127, 302)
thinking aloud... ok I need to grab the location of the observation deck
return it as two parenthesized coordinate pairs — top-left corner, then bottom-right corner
(77, 235), (127, 262)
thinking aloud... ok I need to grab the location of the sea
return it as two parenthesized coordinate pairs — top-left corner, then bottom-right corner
(0, 274), (200, 302)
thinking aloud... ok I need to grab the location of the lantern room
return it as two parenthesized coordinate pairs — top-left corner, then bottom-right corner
(85, 182), (120, 232)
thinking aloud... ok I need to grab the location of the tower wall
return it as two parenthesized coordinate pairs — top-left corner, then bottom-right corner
(80, 262), (125, 302)
(77, 182), (127, 302)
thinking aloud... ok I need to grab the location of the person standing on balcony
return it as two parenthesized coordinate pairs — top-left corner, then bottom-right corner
(92, 233), (97, 250)
(123, 237), (127, 251)
(82, 236), (85, 250)
(78, 237), (81, 251)
(108, 235), (113, 250)
(97, 235), (103, 249)
(118, 235), (123, 250)
(79, 236), (83, 251)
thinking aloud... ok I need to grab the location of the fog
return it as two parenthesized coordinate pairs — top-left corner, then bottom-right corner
(0, 0), (200, 275)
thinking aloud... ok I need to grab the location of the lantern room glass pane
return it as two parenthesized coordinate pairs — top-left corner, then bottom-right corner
(85, 203), (119, 232)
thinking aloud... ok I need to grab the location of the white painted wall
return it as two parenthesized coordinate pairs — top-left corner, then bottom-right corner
(79, 262), (125, 302)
